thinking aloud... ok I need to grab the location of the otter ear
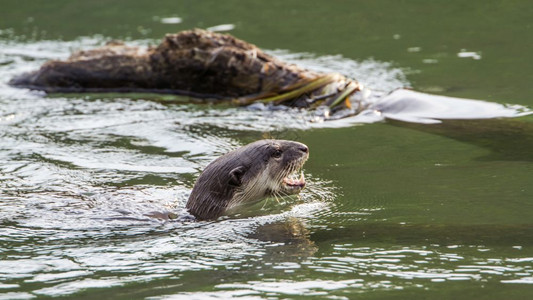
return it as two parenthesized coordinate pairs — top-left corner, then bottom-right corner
(229, 166), (245, 186)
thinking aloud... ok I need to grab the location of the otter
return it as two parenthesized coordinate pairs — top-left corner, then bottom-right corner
(186, 140), (309, 220)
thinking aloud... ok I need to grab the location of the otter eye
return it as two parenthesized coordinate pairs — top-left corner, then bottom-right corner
(272, 149), (282, 158)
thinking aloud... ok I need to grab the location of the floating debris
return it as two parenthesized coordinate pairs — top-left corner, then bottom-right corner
(206, 24), (235, 32)
(160, 17), (182, 24)
(457, 50), (481, 60)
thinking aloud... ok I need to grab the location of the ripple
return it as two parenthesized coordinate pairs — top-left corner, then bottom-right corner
(150, 278), (404, 299)
(305, 243), (533, 285)
(0, 293), (35, 300)
(33, 278), (124, 297)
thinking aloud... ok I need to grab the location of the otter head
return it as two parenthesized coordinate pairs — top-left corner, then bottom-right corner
(186, 140), (309, 220)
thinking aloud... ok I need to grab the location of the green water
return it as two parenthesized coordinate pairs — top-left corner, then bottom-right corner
(1, 1), (532, 299)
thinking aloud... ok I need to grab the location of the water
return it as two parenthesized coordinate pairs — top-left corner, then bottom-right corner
(1, 1), (532, 299)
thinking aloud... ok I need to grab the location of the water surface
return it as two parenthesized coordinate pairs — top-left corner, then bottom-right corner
(1, 1), (532, 299)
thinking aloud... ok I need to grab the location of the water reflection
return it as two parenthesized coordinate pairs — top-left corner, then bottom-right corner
(388, 118), (533, 161)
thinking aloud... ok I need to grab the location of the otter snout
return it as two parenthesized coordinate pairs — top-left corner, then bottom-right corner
(298, 144), (308, 153)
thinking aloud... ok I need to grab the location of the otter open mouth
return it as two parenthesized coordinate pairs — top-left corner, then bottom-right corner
(282, 170), (306, 192)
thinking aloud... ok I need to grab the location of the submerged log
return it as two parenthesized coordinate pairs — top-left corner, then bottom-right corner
(9, 29), (360, 112)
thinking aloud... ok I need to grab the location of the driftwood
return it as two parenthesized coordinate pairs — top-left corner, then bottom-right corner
(9, 29), (360, 113)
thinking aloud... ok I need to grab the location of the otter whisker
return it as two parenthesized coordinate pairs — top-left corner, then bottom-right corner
(272, 193), (281, 204)
(261, 196), (270, 210)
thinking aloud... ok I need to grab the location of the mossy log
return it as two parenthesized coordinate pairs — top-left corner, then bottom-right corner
(9, 29), (360, 112)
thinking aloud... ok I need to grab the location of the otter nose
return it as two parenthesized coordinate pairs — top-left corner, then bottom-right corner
(298, 144), (309, 153)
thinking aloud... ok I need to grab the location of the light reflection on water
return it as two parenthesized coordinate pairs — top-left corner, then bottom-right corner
(0, 36), (532, 298)
(147, 244), (532, 299)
